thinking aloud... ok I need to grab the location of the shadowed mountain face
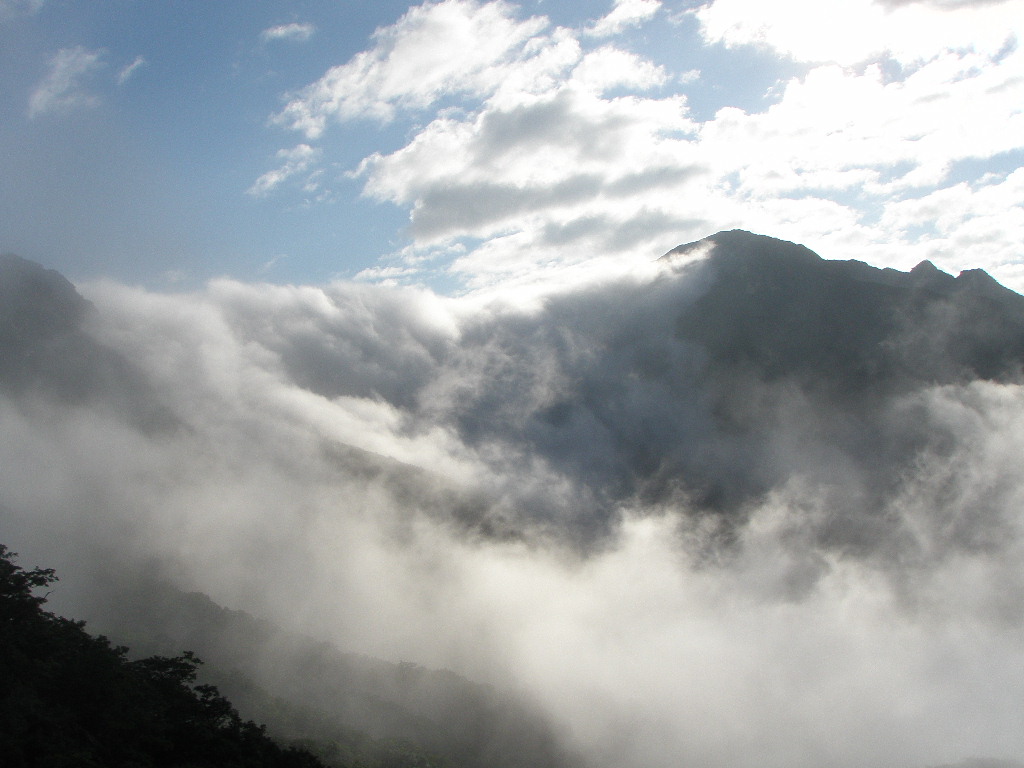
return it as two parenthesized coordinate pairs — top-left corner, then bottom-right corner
(0, 254), (90, 397)
(417, 230), (1024, 533)
(4, 233), (1024, 542)
(0, 254), (173, 429)
(667, 230), (1024, 397)
(626, 231), (1024, 518)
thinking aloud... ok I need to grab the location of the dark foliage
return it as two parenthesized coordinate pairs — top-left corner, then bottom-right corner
(0, 544), (325, 768)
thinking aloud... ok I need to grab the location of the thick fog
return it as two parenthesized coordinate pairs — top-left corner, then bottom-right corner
(3, 235), (1024, 768)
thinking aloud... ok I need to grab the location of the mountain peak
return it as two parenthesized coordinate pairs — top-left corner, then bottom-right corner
(957, 267), (1005, 294)
(0, 253), (89, 342)
(909, 259), (956, 290)
(670, 230), (1024, 396)
(661, 229), (821, 265)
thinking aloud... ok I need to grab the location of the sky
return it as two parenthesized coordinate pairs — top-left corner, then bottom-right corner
(1, 0), (1022, 295)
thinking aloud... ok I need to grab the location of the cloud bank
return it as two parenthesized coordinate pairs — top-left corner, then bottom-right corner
(3, 235), (1024, 768)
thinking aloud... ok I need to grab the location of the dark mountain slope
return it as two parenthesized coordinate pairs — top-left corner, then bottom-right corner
(0, 545), (325, 768)
(5, 235), (1023, 545)
(431, 230), (1024, 532)
(666, 230), (1024, 398)
(0, 253), (174, 429)
(73, 572), (583, 768)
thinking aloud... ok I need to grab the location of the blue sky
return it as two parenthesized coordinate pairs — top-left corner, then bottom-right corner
(1, 0), (1022, 293)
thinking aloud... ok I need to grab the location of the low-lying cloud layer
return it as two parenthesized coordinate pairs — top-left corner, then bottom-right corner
(3, 234), (1024, 768)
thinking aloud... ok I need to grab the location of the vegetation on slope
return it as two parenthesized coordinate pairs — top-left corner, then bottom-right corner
(0, 543), (326, 768)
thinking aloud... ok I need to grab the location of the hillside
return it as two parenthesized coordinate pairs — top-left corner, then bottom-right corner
(0, 544), (325, 768)
(77, 573), (582, 768)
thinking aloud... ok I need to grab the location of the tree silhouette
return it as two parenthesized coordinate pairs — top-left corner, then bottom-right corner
(0, 544), (325, 768)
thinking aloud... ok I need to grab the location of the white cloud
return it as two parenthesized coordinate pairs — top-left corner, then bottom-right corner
(256, 0), (1022, 295)
(879, 168), (1024, 278)
(0, 0), (44, 20)
(585, 0), (662, 39)
(356, 84), (699, 246)
(351, 28), (1021, 288)
(271, 0), (550, 137)
(247, 143), (321, 197)
(10, 255), (1024, 768)
(690, 45), (1024, 273)
(570, 46), (668, 93)
(699, 50), (1024, 194)
(693, 0), (1023, 65)
(117, 55), (146, 85)
(28, 46), (105, 118)
(260, 21), (316, 43)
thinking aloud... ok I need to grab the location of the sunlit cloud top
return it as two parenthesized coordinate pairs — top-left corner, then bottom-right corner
(0, 0), (1021, 292)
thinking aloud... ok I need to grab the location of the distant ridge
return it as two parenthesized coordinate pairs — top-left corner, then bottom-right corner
(664, 230), (1024, 391)
(665, 229), (1016, 296)
(0, 253), (173, 429)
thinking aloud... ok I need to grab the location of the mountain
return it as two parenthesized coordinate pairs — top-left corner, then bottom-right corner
(0, 253), (174, 429)
(0, 545), (325, 768)
(665, 230), (1024, 395)
(5, 233), (1023, 537)
(76, 573), (581, 768)
(5, 231), (1024, 537)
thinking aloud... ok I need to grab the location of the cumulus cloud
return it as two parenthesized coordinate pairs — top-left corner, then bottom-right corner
(271, 0), (551, 136)
(692, 0), (1022, 65)
(259, 21), (316, 43)
(28, 46), (105, 118)
(584, 0), (662, 38)
(355, 82), (700, 261)
(693, 46), (1024, 260)
(878, 0), (1015, 8)
(256, 0), (1021, 294)
(570, 45), (668, 92)
(880, 168), (1024, 273)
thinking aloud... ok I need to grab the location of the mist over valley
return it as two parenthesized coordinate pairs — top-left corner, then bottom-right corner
(4, 230), (1024, 768)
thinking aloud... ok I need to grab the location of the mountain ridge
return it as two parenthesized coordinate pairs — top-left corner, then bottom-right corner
(664, 229), (1019, 298)
(665, 229), (1024, 393)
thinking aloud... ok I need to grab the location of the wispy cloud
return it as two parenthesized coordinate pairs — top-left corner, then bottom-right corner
(117, 55), (146, 86)
(260, 21), (316, 44)
(247, 143), (321, 197)
(0, 0), (44, 21)
(585, 0), (662, 39)
(28, 46), (105, 118)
